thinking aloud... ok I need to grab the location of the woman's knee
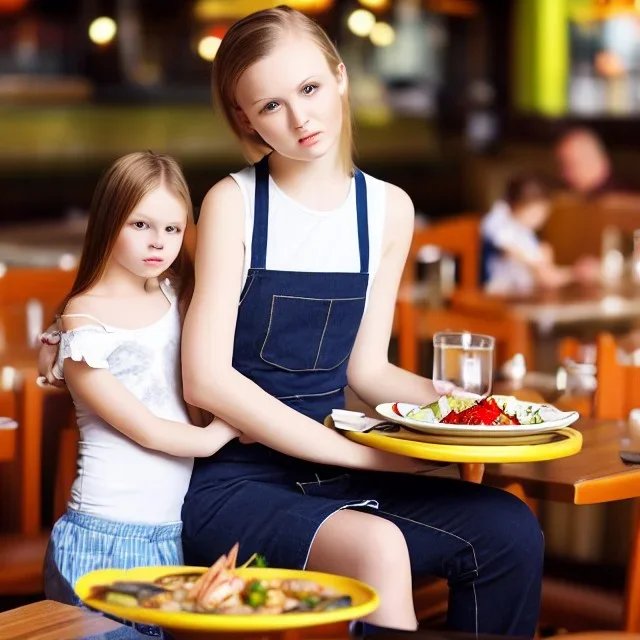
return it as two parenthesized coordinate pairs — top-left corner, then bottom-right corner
(308, 509), (411, 577)
(358, 513), (412, 569)
(486, 490), (544, 568)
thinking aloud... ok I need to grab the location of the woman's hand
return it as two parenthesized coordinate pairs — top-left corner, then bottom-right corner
(432, 379), (481, 400)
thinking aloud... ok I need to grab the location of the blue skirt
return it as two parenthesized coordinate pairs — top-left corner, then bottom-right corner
(44, 508), (182, 638)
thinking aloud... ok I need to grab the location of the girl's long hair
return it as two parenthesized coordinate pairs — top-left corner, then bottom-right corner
(58, 151), (195, 317)
(212, 5), (354, 174)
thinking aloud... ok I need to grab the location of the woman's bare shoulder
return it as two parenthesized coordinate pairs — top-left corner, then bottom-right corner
(383, 182), (415, 233)
(201, 176), (244, 213)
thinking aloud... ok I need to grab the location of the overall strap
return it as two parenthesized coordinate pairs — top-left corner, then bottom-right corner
(354, 168), (370, 274)
(250, 155), (270, 270)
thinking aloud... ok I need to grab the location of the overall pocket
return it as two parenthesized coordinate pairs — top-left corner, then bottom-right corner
(260, 295), (365, 372)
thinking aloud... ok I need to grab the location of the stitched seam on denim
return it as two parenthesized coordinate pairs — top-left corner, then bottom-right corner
(314, 300), (333, 369)
(376, 509), (479, 637)
(260, 295), (278, 363)
(472, 583), (478, 637)
(297, 473), (350, 488)
(271, 295), (365, 302)
(259, 295), (365, 372)
(277, 386), (342, 400)
(238, 275), (256, 306)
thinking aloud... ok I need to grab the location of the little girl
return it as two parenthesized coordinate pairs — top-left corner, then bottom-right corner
(481, 172), (599, 293)
(42, 151), (239, 637)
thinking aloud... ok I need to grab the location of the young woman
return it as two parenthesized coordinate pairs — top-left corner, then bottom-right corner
(180, 7), (543, 637)
(43, 151), (239, 638)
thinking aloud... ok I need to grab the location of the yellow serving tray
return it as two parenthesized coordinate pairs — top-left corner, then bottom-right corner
(334, 422), (583, 464)
(76, 566), (379, 634)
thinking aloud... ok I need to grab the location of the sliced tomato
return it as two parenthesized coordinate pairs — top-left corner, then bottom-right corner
(392, 403), (402, 416)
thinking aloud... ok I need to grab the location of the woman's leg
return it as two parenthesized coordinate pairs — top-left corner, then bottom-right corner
(306, 509), (417, 631)
(365, 474), (544, 637)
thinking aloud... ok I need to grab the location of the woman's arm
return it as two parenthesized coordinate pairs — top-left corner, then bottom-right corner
(181, 178), (425, 474)
(346, 184), (442, 409)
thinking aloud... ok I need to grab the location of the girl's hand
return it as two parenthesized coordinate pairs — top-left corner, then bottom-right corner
(204, 416), (256, 445)
(37, 327), (65, 388)
(202, 417), (242, 456)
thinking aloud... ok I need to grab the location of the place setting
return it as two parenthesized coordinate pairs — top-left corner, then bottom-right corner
(329, 332), (583, 464)
(74, 543), (380, 639)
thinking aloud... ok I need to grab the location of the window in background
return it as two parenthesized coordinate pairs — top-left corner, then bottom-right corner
(340, 0), (449, 120)
(568, 0), (640, 115)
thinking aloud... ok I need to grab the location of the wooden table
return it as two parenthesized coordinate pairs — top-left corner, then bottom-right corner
(484, 417), (640, 505)
(454, 283), (640, 335)
(0, 600), (123, 640)
(0, 599), (536, 640)
(2, 600), (631, 640)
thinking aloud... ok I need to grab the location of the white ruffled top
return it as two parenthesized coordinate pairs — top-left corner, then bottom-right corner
(55, 280), (194, 524)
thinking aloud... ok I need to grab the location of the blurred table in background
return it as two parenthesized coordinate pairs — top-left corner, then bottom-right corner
(453, 283), (640, 335)
(0, 217), (85, 268)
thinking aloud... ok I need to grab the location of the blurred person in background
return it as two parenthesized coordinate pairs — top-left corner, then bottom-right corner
(481, 173), (600, 293)
(555, 127), (639, 204)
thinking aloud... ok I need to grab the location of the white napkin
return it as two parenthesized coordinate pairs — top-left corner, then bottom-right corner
(331, 409), (389, 433)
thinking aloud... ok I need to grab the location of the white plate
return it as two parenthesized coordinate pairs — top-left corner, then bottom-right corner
(376, 397), (579, 437)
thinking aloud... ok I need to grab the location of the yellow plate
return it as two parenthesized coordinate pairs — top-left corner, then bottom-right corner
(75, 566), (379, 634)
(341, 426), (583, 463)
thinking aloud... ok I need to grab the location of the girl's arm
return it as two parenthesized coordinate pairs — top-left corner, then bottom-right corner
(346, 184), (442, 408)
(181, 178), (425, 474)
(61, 318), (238, 458)
(502, 244), (573, 289)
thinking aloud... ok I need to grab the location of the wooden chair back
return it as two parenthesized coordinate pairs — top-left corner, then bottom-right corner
(400, 214), (481, 294)
(542, 199), (640, 266)
(573, 332), (640, 632)
(0, 266), (77, 347)
(0, 366), (50, 596)
(593, 332), (640, 420)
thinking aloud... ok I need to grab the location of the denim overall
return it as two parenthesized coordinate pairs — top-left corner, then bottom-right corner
(182, 157), (544, 637)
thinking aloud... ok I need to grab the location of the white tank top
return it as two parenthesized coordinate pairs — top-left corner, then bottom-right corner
(230, 165), (387, 298)
(54, 280), (193, 524)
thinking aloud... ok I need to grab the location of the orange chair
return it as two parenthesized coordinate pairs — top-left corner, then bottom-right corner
(0, 368), (49, 595)
(0, 266), (77, 346)
(551, 333), (640, 632)
(0, 266), (77, 596)
(592, 333), (640, 632)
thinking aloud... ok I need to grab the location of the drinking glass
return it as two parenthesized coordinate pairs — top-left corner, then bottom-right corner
(432, 332), (495, 397)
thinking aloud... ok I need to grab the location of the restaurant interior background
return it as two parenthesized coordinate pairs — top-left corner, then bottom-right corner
(2, 0), (640, 634)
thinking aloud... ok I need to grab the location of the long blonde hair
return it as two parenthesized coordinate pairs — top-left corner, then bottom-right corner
(212, 5), (354, 174)
(59, 151), (195, 316)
